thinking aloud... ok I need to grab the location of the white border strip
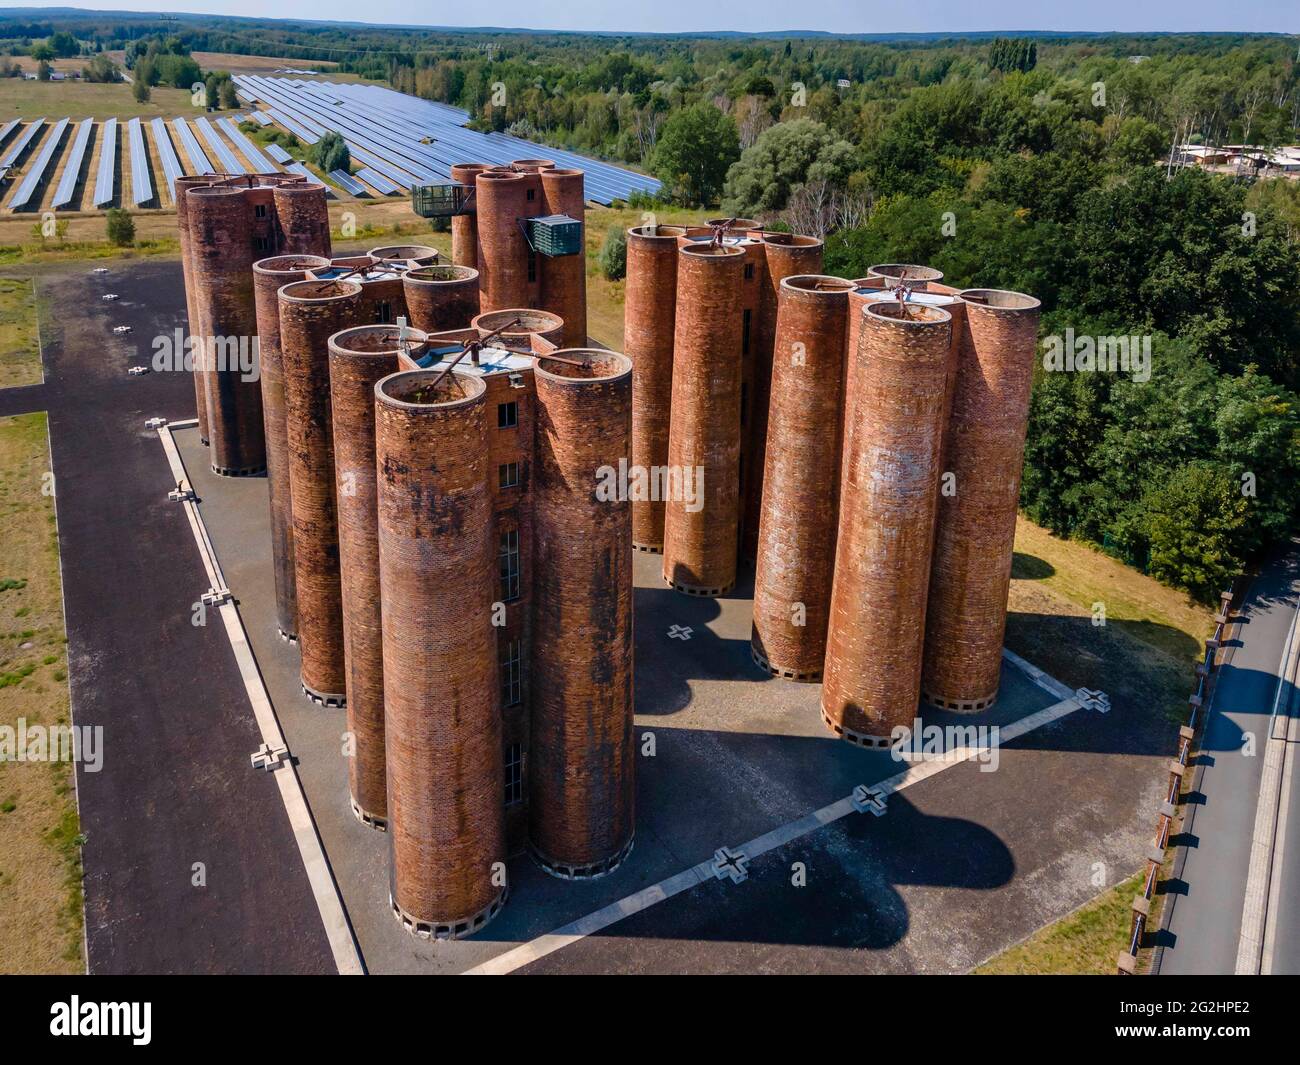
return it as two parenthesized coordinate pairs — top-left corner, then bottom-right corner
(155, 418), (364, 976)
(1235, 591), (1300, 974)
(465, 691), (1085, 975)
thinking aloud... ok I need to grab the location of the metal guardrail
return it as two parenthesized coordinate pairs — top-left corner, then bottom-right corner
(1118, 582), (1239, 974)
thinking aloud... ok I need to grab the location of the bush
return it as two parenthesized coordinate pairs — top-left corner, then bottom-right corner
(309, 131), (350, 175)
(597, 226), (627, 281)
(132, 78), (150, 104)
(105, 209), (135, 247)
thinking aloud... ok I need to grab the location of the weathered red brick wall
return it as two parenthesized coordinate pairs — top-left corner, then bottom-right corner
(822, 302), (952, 744)
(329, 325), (425, 829)
(175, 176), (213, 445)
(662, 245), (745, 596)
(450, 163), (489, 268)
(530, 350), (635, 876)
(743, 235), (824, 562)
(187, 186), (266, 476)
(625, 225), (684, 552)
(252, 254), (331, 641)
(376, 369), (506, 937)
(273, 183), (332, 257)
(402, 265), (480, 333)
(277, 279), (362, 704)
(922, 289), (1040, 712)
(539, 169), (588, 348)
(751, 276), (853, 681)
(475, 170), (538, 313)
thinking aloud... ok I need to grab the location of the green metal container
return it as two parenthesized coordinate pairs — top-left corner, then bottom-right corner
(527, 214), (583, 257)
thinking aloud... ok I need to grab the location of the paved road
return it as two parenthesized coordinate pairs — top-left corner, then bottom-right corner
(2, 261), (334, 973)
(1161, 549), (1300, 975)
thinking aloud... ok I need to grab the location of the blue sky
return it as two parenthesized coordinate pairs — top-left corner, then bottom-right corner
(7, 0), (1298, 35)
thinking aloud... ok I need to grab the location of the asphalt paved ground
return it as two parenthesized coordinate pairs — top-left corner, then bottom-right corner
(3, 260), (333, 973)
(1160, 549), (1300, 975)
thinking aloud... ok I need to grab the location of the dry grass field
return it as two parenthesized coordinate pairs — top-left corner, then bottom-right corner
(0, 412), (83, 974)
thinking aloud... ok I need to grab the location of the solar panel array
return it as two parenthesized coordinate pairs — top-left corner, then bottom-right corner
(232, 75), (662, 205)
(249, 111), (273, 127)
(127, 118), (153, 206)
(149, 118), (182, 202)
(0, 119), (19, 150)
(171, 118), (214, 176)
(93, 118), (117, 208)
(7, 118), (67, 210)
(2, 119), (45, 168)
(52, 118), (93, 210)
(265, 143), (293, 164)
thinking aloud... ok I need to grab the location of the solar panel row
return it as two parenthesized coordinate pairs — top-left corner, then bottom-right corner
(0, 119), (20, 150)
(9, 118), (69, 210)
(127, 117), (153, 206)
(52, 118), (94, 210)
(2, 119), (45, 169)
(93, 118), (117, 208)
(195, 116), (246, 175)
(329, 168), (367, 196)
(355, 167), (399, 196)
(171, 118), (214, 176)
(265, 143), (292, 164)
(149, 118), (183, 202)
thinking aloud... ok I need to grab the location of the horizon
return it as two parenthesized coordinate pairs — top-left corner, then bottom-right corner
(1, 1), (1297, 38)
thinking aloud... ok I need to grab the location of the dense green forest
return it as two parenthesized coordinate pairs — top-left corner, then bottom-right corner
(3, 10), (1300, 600)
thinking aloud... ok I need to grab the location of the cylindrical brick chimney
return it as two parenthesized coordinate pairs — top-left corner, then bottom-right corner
(450, 163), (489, 268)
(625, 224), (685, 553)
(402, 265), (480, 333)
(922, 289), (1040, 713)
(175, 176), (213, 445)
(187, 185), (266, 476)
(743, 234), (824, 561)
(375, 368), (506, 939)
(475, 170), (535, 313)
(252, 253), (331, 641)
(368, 244), (440, 267)
(539, 168), (587, 348)
(751, 276), (854, 681)
(822, 302), (952, 745)
(277, 278), (362, 706)
(529, 349), (635, 878)
(471, 308), (564, 350)
(329, 323), (426, 829)
(273, 183), (332, 257)
(867, 263), (943, 291)
(662, 244), (745, 596)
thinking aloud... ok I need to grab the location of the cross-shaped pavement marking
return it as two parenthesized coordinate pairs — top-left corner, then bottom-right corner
(667, 625), (693, 641)
(711, 846), (749, 883)
(250, 743), (289, 772)
(852, 785), (888, 817)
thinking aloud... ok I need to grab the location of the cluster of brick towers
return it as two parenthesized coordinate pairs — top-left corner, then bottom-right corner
(174, 164), (1040, 941)
(624, 225), (1040, 746)
(177, 162), (638, 941)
